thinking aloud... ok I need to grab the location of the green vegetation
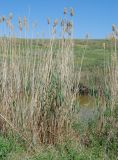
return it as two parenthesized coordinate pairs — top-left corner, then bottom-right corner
(0, 135), (25, 160)
(0, 110), (118, 160)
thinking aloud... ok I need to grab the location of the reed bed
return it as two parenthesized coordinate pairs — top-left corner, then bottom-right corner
(0, 9), (80, 147)
(0, 9), (117, 159)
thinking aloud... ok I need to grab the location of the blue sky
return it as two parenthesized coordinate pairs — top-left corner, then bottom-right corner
(0, 0), (118, 39)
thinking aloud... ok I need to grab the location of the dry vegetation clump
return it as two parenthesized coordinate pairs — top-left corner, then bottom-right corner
(0, 9), (79, 147)
(96, 24), (118, 134)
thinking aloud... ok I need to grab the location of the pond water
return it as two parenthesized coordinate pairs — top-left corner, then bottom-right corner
(77, 95), (100, 123)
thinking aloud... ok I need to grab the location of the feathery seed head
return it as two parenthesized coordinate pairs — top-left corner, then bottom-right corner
(70, 8), (74, 16)
(18, 17), (22, 31)
(64, 8), (67, 15)
(9, 12), (13, 20)
(47, 18), (50, 25)
(53, 19), (58, 27)
(112, 24), (116, 32)
(2, 16), (6, 21)
(65, 21), (73, 35)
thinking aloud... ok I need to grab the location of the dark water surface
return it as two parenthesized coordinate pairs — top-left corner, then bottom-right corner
(77, 95), (101, 123)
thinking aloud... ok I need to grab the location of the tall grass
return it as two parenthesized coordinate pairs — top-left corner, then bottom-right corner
(0, 9), (117, 160)
(0, 9), (80, 147)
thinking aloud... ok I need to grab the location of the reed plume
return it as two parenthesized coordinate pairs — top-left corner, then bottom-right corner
(2, 16), (6, 22)
(70, 8), (74, 16)
(47, 18), (50, 25)
(18, 16), (23, 32)
(64, 8), (67, 15)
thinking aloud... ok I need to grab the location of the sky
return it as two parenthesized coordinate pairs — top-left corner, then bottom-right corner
(0, 0), (118, 39)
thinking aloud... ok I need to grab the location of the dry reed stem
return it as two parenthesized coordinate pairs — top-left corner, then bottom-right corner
(0, 11), (78, 145)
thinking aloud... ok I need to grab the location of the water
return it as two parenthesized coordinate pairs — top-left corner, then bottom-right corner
(77, 95), (98, 123)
